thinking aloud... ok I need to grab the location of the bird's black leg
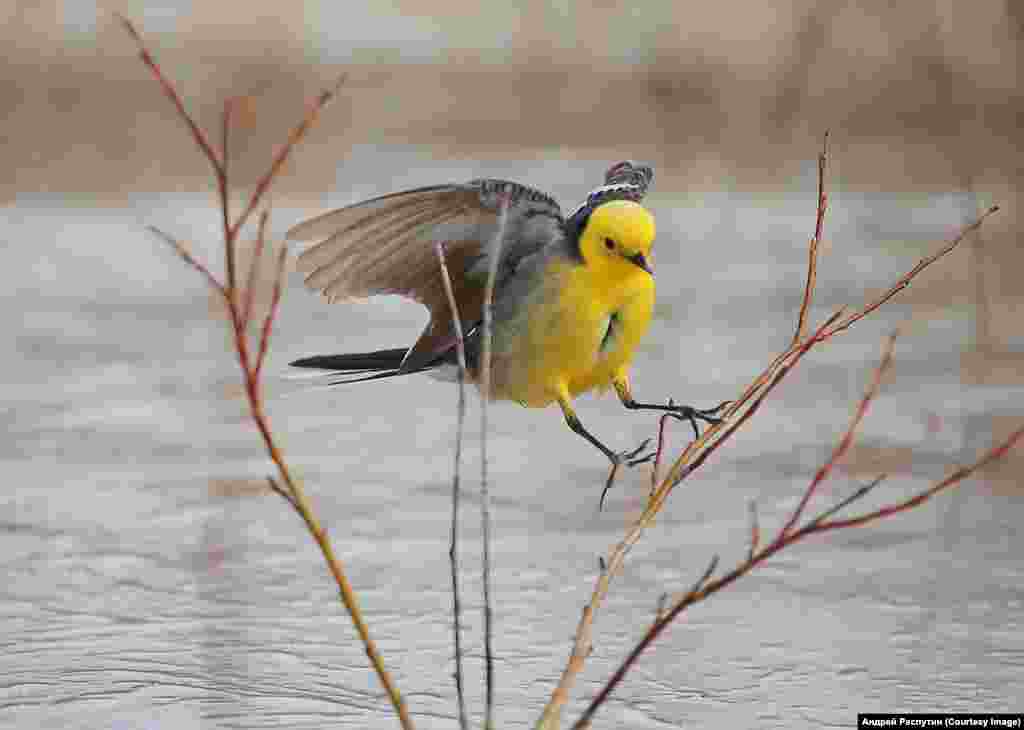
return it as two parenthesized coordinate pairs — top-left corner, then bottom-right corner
(557, 393), (656, 511)
(614, 378), (730, 440)
(557, 397), (653, 467)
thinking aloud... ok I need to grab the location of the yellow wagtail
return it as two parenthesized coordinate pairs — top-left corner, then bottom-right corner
(286, 162), (725, 466)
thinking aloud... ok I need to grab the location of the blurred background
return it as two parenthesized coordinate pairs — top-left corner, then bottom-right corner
(5, 1), (1022, 191)
(4, 0), (1021, 347)
(3, 2), (1022, 728)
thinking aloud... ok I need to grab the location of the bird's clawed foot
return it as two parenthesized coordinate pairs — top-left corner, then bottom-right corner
(665, 399), (731, 439)
(616, 437), (655, 467)
(599, 438), (655, 511)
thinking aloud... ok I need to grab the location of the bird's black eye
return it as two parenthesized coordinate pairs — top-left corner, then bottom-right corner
(604, 237), (615, 250)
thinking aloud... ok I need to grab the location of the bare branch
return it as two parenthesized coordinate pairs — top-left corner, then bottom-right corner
(435, 242), (470, 730)
(241, 210), (270, 331)
(824, 205), (1000, 339)
(221, 98), (233, 189)
(747, 500), (760, 563)
(542, 310), (844, 729)
(779, 330), (897, 537)
(650, 407), (679, 494)
(267, 475), (298, 511)
(220, 99), (235, 296)
(255, 244), (287, 378)
(573, 423), (1022, 730)
(659, 309), (845, 499)
(118, 15), (224, 177)
(687, 554), (719, 596)
(550, 141), (1003, 730)
(812, 426), (1024, 532)
(572, 555), (717, 730)
(232, 74), (347, 238)
(807, 474), (887, 528)
(653, 593), (669, 623)
(478, 194), (510, 730)
(147, 226), (226, 296)
(792, 129), (829, 346)
(560, 196), (998, 722)
(126, 21), (412, 727)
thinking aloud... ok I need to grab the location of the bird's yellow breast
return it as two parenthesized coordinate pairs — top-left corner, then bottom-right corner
(489, 256), (655, 407)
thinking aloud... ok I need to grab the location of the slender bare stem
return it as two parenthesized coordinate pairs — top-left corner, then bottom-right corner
(220, 101), (236, 299)
(266, 475), (297, 510)
(242, 210), (270, 330)
(792, 129), (829, 346)
(650, 409), (678, 494)
(118, 15), (224, 176)
(658, 311), (844, 500)
(147, 226), (227, 296)
(779, 330), (896, 536)
(435, 242), (470, 730)
(254, 245), (287, 378)
(808, 474), (887, 527)
(231, 75), (347, 238)
(813, 425), (1024, 530)
(478, 196), (510, 730)
(653, 593), (669, 623)
(824, 205), (1000, 339)
(746, 500), (760, 563)
(221, 97), (233, 212)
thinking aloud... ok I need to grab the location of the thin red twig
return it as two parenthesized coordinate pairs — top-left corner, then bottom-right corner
(242, 210), (270, 330)
(792, 129), (829, 346)
(824, 205), (1000, 339)
(220, 99), (235, 295)
(124, 19), (413, 729)
(660, 310), (844, 495)
(255, 245), (287, 378)
(118, 15), (224, 176)
(650, 410), (678, 494)
(147, 226), (226, 296)
(746, 500), (759, 562)
(815, 426), (1024, 531)
(779, 330), (896, 536)
(231, 75), (347, 238)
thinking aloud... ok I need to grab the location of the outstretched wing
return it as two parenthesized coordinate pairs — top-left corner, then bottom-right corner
(287, 179), (564, 371)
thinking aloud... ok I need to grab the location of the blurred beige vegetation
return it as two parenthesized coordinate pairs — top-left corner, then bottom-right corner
(4, 1), (1020, 194)
(4, 2), (1021, 387)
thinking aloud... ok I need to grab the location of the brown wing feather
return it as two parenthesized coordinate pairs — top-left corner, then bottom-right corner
(302, 194), (464, 294)
(287, 185), (456, 244)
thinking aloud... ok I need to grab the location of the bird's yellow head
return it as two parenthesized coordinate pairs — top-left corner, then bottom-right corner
(578, 200), (656, 279)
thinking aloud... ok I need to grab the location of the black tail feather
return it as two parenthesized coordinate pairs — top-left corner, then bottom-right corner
(290, 347), (409, 371)
(328, 369), (406, 385)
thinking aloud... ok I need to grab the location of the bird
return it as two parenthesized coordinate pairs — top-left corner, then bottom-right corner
(286, 161), (725, 467)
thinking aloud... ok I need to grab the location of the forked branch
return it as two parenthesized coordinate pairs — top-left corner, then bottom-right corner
(537, 135), (1004, 728)
(123, 18), (413, 730)
(573, 393), (1022, 729)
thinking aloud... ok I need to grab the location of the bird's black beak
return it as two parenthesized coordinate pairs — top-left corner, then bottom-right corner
(627, 252), (653, 275)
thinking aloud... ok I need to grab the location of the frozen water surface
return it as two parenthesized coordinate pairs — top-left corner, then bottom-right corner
(2, 170), (1021, 728)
